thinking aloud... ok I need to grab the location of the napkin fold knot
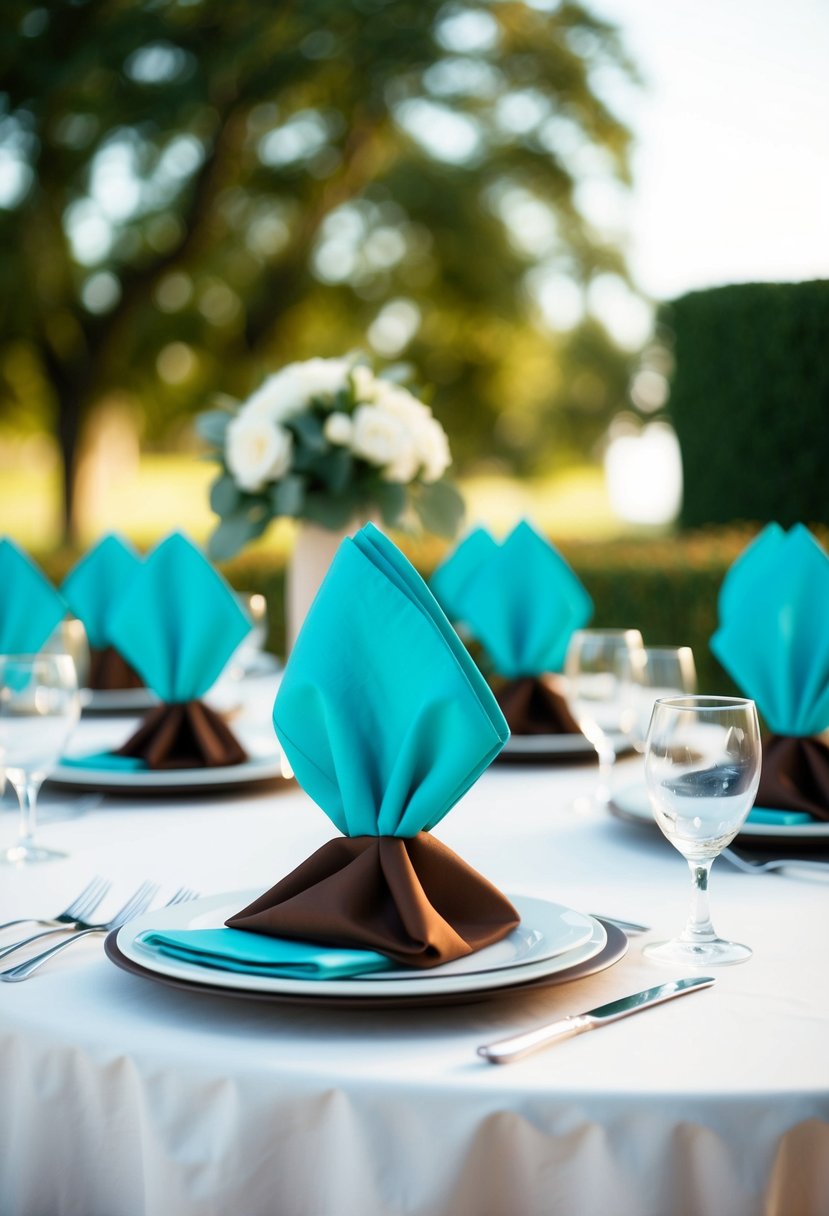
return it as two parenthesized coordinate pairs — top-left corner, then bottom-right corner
(88, 645), (145, 692)
(755, 734), (829, 822)
(116, 700), (247, 770)
(227, 832), (519, 968)
(493, 675), (581, 737)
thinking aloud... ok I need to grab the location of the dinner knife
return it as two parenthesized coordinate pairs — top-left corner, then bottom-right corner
(477, 975), (715, 1064)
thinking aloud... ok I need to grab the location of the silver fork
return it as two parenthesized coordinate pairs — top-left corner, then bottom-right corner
(0, 878), (118, 962)
(0, 885), (199, 982)
(0, 876), (111, 934)
(0, 882), (160, 982)
(721, 846), (829, 876)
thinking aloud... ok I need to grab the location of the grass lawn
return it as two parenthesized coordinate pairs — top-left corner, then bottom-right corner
(0, 451), (642, 556)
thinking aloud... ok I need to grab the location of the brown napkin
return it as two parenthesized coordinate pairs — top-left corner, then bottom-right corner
(116, 700), (247, 770)
(88, 645), (145, 691)
(494, 675), (582, 736)
(226, 832), (520, 969)
(755, 734), (829, 822)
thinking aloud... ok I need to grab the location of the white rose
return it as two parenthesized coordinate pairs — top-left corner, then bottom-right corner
(373, 382), (430, 427)
(350, 364), (380, 403)
(242, 358), (351, 423)
(417, 417), (452, 483)
(226, 415), (293, 491)
(350, 404), (412, 470)
(323, 412), (353, 445)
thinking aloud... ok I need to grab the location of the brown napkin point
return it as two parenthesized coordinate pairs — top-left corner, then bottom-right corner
(88, 645), (146, 691)
(116, 700), (247, 770)
(494, 675), (582, 736)
(226, 832), (520, 969)
(756, 734), (829, 822)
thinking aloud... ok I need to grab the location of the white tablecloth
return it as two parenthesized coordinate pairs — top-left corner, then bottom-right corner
(1, 676), (827, 1216)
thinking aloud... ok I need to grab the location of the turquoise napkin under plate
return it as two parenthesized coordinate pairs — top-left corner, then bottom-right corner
(274, 522), (509, 838)
(430, 527), (498, 622)
(137, 927), (392, 979)
(0, 538), (67, 654)
(434, 520), (593, 678)
(711, 523), (829, 737)
(61, 533), (142, 650)
(107, 531), (251, 702)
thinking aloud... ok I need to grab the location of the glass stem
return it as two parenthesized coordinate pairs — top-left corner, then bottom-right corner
(16, 779), (40, 848)
(595, 747), (615, 805)
(681, 859), (717, 943)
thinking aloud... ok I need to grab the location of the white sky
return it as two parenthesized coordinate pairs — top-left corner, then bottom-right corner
(586, 0), (829, 302)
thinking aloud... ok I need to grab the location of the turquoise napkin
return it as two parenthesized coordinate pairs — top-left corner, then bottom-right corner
(711, 523), (829, 736)
(107, 531), (251, 701)
(61, 534), (142, 650)
(274, 522), (509, 838)
(137, 927), (392, 979)
(0, 538), (67, 654)
(436, 520), (593, 677)
(430, 527), (498, 621)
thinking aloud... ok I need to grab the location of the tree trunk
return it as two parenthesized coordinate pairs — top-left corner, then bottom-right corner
(56, 398), (82, 547)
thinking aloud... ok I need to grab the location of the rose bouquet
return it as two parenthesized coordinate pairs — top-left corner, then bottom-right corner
(197, 358), (465, 560)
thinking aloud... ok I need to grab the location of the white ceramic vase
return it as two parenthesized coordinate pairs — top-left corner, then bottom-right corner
(285, 520), (359, 652)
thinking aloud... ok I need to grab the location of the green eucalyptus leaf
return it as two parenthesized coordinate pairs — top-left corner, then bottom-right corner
(302, 490), (360, 530)
(372, 481), (408, 526)
(288, 411), (327, 452)
(209, 473), (241, 517)
(317, 449), (354, 494)
(270, 474), (306, 517)
(207, 511), (269, 561)
(413, 480), (465, 538)
(196, 410), (232, 448)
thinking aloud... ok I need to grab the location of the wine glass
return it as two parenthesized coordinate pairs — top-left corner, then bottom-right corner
(0, 654), (81, 864)
(564, 628), (643, 807)
(643, 695), (761, 967)
(618, 646), (697, 752)
(228, 592), (269, 679)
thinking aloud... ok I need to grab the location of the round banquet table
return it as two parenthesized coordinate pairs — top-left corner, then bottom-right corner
(0, 675), (827, 1216)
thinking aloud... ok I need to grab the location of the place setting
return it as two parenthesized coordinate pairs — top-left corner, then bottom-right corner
(103, 525), (632, 1009)
(609, 524), (829, 860)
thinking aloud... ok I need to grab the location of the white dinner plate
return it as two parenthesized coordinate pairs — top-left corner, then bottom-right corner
(501, 731), (628, 757)
(117, 892), (607, 999)
(610, 780), (829, 840)
(49, 734), (288, 792)
(83, 687), (160, 713)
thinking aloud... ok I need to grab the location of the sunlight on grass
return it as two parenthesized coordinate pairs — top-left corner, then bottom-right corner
(0, 453), (632, 555)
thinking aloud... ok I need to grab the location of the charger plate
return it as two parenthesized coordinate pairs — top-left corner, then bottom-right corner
(106, 892), (622, 1008)
(105, 918), (626, 1010)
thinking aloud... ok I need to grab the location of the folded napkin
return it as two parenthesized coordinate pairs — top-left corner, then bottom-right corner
(61, 533), (145, 690)
(68, 532), (251, 770)
(0, 538), (67, 654)
(711, 523), (829, 822)
(431, 521), (592, 736)
(137, 927), (392, 979)
(430, 527), (498, 623)
(226, 522), (517, 969)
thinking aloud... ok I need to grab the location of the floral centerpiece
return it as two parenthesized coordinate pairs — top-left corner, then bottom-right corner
(197, 357), (465, 562)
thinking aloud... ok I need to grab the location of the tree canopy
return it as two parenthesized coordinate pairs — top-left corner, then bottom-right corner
(0, 0), (639, 539)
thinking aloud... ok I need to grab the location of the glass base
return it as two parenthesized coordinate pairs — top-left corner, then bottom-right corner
(1, 841), (67, 866)
(644, 936), (752, 968)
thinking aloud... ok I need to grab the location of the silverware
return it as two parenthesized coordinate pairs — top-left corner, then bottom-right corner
(0, 885), (199, 982)
(0, 876), (111, 937)
(477, 975), (716, 1065)
(721, 846), (829, 876)
(590, 914), (650, 936)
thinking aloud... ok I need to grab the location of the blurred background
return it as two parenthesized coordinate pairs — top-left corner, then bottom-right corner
(1, 0), (827, 580)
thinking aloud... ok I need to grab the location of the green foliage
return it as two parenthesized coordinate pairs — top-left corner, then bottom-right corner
(0, 0), (639, 538)
(662, 282), (829, 528)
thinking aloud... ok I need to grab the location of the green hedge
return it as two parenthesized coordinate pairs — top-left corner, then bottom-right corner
(663, 281), (829, 529)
